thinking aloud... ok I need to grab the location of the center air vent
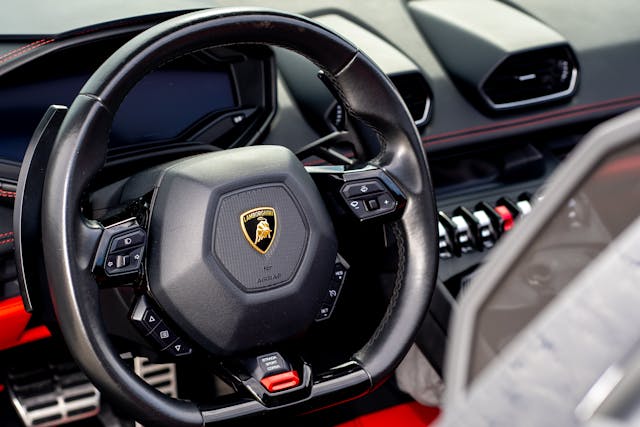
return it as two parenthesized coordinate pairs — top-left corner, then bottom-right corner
(390, 72), (432, 126)
(410, 0), (579, 114)
(481, 46), (578, 110)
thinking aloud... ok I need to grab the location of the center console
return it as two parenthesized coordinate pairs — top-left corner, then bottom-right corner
(417, 119), (602, 374)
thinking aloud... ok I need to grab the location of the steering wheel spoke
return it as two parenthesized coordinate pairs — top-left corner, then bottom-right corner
(295, 130), (359, 166)
(88, 188), (153, 288)
(199, 359), (370, 424)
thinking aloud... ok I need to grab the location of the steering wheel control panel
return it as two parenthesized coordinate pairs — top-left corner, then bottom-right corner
(92, 219), (148, 286)
(103, 229), (146, 276)
(130, 296), (194, 357)
(340, 178), (398, 220)
(438, 193), (533, 259)
(127, 253), (350, 356)
(315, 255), (349, 322)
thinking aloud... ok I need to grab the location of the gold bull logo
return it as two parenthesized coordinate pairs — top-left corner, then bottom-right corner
(240, 207), (277, 254)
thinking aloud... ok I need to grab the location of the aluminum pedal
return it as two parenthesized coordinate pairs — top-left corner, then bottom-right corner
(133, 357), (177, 427)
(133, 357), (177, 398)
(7, 361), (100, 427)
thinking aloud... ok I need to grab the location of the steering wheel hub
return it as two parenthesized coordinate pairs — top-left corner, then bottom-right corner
(147, 145), (337, 354)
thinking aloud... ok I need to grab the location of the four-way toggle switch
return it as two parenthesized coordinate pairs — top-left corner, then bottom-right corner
(341, 179), (397, 220)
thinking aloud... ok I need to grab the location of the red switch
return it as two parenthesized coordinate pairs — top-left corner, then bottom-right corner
(260, 370), (300, 392)
(495, 205), (514, 231)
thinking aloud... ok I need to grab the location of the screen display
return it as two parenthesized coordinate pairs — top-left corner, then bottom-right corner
(0, 66), (235, 161)
(110, 68), (235, 148)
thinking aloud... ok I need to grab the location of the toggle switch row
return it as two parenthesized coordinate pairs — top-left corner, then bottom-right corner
(438, 194), (532, 259)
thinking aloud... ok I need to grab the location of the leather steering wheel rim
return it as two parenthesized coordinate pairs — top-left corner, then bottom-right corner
(41, 7), (438, 425)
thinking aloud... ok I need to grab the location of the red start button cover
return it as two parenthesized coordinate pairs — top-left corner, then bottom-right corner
(260, 371), (301, 392)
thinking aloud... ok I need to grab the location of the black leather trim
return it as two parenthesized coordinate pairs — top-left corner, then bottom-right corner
(332, 52), (439, 383)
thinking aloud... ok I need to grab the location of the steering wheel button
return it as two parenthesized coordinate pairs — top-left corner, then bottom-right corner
(347, 199), (364, 215)
(332, 265), (347, 283)
(142, 310), (160, 333)
(130, 297), (159, 333)
(149, 321), (178, 348)
(105, 254), (119, 274)
(112, 229), (146, 251)
(165, 338), (192, 357)
(377, 193), (396, 212)
(341, 180), (385, 198)
(366, 198), (379, 211)
(316, 303), (332, 321)
(128, 246), (144, 269)
(103, 245), (144, 277)
(257, 353), (290, 376)
(116, 254), (130, 268)
(259, 370), (300, 393)
(327, 285), (339, 301)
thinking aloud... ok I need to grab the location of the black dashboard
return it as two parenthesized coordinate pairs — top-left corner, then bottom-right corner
(1, 0), (640, 381)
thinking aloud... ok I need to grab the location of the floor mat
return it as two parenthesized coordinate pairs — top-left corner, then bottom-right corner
(336, 402), (440, 427)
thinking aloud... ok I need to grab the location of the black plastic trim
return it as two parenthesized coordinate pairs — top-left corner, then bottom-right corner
(14, 105), (67, 312)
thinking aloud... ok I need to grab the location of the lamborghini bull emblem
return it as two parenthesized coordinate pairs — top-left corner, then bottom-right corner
(240, 207), (277, 254)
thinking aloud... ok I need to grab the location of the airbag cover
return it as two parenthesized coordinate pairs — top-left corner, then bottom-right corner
(147, 146), (336, 354)
(214, 184), (307, 291)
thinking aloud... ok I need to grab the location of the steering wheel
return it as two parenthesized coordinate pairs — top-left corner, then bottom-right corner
(39, 8), (438, 425)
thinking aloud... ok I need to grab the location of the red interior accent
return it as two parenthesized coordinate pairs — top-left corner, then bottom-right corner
(0, 296), (51, 351)
(260, 370), (300, 392)
(0, 237), (14, 246)
(422, 94), (640, 146)
(0, 38), (55, 66)
(495, 205), (514, 231)
(336, 402), (440, 427)
(17, 325), (51, 347)
(0, 297), (31, 350)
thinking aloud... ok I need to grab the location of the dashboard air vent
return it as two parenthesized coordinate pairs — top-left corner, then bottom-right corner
(481, 46), (578, 110)
(389, 72), (432, 126)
